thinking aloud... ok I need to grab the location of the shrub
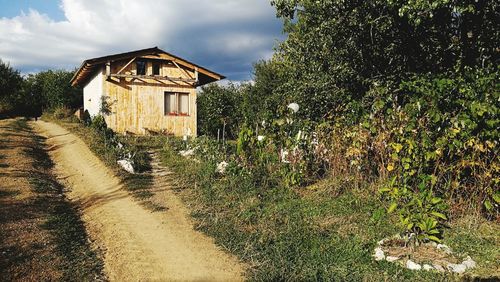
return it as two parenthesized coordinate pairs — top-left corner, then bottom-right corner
(99, 96), (112, 116)
(53, 106), (74, 119)
(380, 175), (448, 243)
(90, 115), (107, 132)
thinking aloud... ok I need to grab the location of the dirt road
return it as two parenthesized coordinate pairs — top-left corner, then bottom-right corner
(33, 120), (245, 281)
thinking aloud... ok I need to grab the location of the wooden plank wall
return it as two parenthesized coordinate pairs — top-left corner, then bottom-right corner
(102, 57), (197, 136)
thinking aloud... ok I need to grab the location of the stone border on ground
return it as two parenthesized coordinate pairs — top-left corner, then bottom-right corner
(373, 234), (476, 274)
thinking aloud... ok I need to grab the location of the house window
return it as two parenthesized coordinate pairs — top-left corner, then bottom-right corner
(136, 60), (146, 75)
(179, 93), (189, 115)
(165, 92), (189, 116)
(152, 62), (161, 76)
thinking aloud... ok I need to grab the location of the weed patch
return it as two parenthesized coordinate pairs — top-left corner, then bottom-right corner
(161, 139), (498, 281)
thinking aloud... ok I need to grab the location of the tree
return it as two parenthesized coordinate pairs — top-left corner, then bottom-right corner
(270, 0), (499, 121)
(24, 70), (82, 113)
(0, 59), (24, 116)
(0, 61), (82, 117)
(197, 83), (243, 138)
(241, 59), (289, 126)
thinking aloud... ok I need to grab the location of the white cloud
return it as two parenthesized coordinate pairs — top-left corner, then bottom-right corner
(0, 0), (284, 80)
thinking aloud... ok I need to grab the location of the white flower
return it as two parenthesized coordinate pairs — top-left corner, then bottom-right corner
(281, 149), (290, 163)
(287, 103), (300, 113)
(311, 132), (319, 145)
(257, 135), (265, 142)
(373, 247), (385, 261)
(216, 161), (228, 174)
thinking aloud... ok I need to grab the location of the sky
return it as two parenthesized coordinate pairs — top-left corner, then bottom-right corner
(0, 0), (285, 82)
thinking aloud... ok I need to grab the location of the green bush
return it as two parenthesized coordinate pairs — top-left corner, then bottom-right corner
(380, 175), (448, 243)
(90, 115), (107, 132)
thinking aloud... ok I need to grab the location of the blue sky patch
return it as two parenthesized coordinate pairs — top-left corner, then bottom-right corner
(0, 0), (65, 21)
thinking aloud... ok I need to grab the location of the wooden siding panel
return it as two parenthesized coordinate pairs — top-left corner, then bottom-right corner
(103, 59), (197, 136)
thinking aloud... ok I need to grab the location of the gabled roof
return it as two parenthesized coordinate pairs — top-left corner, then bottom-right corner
(70, 46), (225, 87)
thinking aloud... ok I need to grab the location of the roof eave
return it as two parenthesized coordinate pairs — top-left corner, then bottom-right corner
(70, 47), (225, 87)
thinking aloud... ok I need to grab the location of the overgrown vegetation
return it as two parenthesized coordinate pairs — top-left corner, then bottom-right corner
(161, 136), (499, 280)
(194, 0), (499, 245)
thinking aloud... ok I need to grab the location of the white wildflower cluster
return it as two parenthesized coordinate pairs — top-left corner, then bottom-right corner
(216, 161), (228, 174)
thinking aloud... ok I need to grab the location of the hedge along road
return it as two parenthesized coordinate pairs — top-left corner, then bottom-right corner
(33, 120), (245, 281)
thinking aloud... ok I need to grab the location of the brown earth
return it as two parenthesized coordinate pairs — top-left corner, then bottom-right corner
(33, 120), (245, 281)
(0, 119), (63, 281)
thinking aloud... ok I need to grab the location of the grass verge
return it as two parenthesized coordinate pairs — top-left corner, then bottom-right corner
(161, 141), (499, 281)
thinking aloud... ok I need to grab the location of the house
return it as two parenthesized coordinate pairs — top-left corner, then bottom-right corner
(70, 47), (224, 136)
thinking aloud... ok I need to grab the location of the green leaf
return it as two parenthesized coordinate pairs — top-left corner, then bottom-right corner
(387, 202), (398, 213)
(427, 235), (442, 243)
(431, 197), (442, 204)
(378, 187), (391, 193)
(428, 229), (440, 235)
(493, 193), (500, 204)
(431, 212), (447, 220)
(430, 219), (437, 229)
(484, 199), (493, 211)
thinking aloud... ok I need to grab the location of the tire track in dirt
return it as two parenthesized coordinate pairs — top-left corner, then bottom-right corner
(33, 120), (245, 281)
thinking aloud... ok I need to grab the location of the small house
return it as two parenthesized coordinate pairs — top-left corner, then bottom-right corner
(70, 47), (224, 136)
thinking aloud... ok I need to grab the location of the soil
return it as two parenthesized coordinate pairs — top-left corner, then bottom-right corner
(0, 119), (63, 280)
(33, 120), (245, 281)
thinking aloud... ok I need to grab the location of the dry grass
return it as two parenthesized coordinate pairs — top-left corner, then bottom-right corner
(0, 118), (104, 281)
(381, 241), (460, 265)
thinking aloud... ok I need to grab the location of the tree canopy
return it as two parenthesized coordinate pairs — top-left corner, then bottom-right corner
(0, 62), (81, 117)
(270, 0), (499, 121)
(0, 59), (24, 116)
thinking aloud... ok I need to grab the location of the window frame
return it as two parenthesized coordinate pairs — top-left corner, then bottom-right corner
(152, 61), (161, 76)
(136, 60), (147, 75)
(164, 92), (190, 116)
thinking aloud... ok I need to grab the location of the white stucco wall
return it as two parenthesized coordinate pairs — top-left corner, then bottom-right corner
(83, 69), (104, 117)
